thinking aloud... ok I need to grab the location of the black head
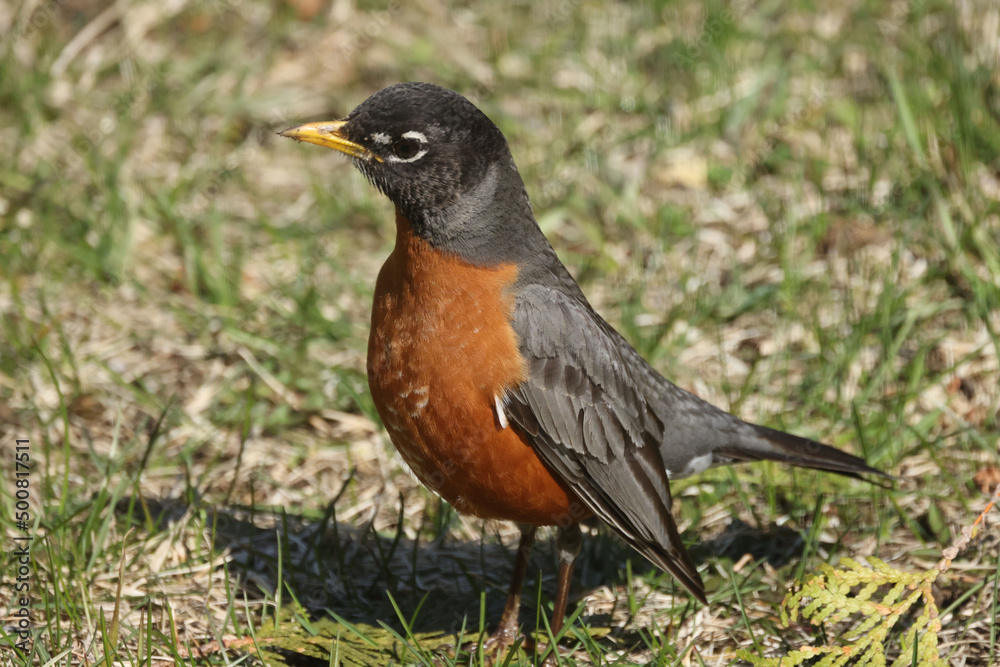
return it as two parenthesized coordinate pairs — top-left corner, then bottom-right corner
(280, 82), (545, 265)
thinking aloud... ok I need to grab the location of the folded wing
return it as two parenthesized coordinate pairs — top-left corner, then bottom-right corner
(505, 284), (706, 602)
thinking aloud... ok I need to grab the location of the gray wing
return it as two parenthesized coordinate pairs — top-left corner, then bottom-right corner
(505, 281), (887, 603)
(505, 283), (707, 602)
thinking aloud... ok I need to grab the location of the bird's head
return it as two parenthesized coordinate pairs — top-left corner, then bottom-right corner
(280, 82), (536, 262)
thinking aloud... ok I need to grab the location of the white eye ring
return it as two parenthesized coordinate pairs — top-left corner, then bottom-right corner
(386, 149), (428, 164)
(386, 131), (429, 163)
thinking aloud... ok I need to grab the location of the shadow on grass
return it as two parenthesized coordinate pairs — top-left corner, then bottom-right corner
(114, 490), (810, 665)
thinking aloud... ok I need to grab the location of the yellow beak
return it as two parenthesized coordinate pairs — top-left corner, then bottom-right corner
(278, 120), (382, 162)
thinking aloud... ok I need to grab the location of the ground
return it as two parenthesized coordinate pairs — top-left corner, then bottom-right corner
(0, 0), (999, 665)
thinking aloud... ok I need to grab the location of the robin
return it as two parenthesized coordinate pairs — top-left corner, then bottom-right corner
(280, 82), (888, 657)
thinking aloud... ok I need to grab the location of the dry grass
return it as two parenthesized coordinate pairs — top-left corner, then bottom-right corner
(1, 0), (999, 664)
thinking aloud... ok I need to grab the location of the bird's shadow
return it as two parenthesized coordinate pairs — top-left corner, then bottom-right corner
(118, 494), (807, 661)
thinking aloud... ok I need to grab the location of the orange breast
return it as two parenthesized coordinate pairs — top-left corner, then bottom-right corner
(367, 211), (585, 526)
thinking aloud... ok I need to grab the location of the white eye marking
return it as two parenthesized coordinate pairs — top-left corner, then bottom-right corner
(384, 130), (429, 164)
(401, 130), (427, 142)
(385, 150), (428, 164)
(494, 394), (509, 430)
(371, 132), (391, 144)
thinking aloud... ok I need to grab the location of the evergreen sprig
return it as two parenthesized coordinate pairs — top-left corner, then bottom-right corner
(739, 483), (1000, 666)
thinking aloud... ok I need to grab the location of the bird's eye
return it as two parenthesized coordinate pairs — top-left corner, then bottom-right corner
(392, 137), (421, 160)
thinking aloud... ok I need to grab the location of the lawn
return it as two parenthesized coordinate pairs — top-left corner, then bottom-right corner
(1, 0), (998, 665)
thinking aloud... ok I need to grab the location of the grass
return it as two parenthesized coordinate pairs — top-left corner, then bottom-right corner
(1, 0), (999, 664)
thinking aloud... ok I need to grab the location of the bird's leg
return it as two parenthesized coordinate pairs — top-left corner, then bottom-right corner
(485, 524), (536, 655)
(533, 523), (582, 667)
(549, 522), (581, 636)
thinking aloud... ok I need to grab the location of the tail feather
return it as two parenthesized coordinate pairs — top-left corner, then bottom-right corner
(719, 424), (892, 481)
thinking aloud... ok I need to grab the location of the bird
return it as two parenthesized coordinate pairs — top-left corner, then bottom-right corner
(279, 82), (888, 658)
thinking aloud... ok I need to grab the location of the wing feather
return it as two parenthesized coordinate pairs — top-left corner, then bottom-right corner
(506, 284), (706, 602)
(504, 257), (886, 603)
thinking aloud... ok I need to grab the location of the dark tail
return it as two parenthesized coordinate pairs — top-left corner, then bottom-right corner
(719, 424), (892, 481)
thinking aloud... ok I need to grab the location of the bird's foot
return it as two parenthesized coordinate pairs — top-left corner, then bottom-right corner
(475, 626), (532, 665)
(434, 628), (532, 666)
(478, 631), (567, 666)
(436, 630), (570, 666)
(530, 637), (566, 667)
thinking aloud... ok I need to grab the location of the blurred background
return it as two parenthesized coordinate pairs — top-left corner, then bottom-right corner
(1, 0), (999, 664)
